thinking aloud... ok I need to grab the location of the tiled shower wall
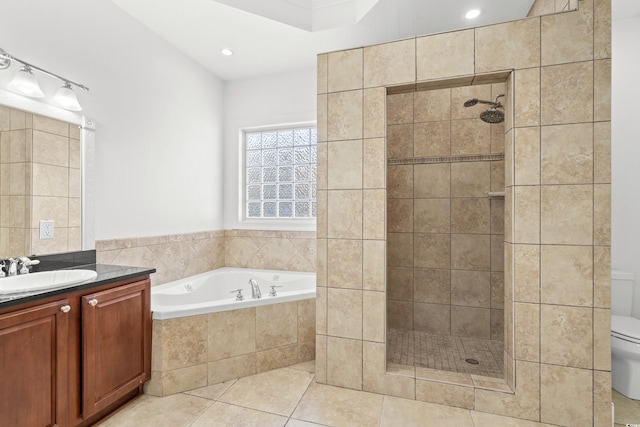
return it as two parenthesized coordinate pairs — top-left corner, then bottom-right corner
(0, 106), (81, 258)
(316, 0), (611, 424)
(96, 229), (316, 286)
(386, 83), (505, 341)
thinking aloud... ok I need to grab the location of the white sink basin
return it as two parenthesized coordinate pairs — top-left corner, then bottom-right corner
(0, 269), (98, 296)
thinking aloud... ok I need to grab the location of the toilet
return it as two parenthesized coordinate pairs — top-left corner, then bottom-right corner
(611, 269), (640, 399)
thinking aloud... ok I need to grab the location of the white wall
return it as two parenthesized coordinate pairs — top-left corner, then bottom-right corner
(0, 0), (224, 241)
(223, 68), (317, 230)
(612, 13), (640, 313)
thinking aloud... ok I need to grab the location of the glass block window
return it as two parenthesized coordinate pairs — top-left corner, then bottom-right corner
(245, 127), (317, 219)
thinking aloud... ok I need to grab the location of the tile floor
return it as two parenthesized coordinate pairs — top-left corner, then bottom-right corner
(387, 328), (504, 378)
(613, 389), (640, 426)
(93, 360), (638, 427)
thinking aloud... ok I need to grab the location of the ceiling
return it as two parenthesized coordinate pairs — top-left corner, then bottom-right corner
(110, 0), (538, 81)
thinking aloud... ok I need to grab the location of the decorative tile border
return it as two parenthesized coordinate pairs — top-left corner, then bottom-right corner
(388, 153), (505, 166)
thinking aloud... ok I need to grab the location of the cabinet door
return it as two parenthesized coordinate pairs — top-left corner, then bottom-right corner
(81, 279), (150, 418)
(0, 299), (70, 427)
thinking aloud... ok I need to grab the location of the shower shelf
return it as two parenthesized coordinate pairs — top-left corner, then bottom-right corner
(488, 192), (505, 198)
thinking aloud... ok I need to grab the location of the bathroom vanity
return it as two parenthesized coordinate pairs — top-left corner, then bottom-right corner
(0, 261), (155, 427)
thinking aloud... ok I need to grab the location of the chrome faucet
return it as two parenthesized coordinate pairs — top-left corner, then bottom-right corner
(6, 258), (19, 276)
(0, 256), (40, 277)
(249, 279), (262, 299)
(17, 256), (39, 274)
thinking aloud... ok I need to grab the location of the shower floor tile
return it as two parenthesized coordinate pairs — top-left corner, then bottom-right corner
(387, 328), (504, 379)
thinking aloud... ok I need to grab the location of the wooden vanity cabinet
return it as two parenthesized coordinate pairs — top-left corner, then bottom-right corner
(0, 299), (70, 427)
(0, 275), (151, 427)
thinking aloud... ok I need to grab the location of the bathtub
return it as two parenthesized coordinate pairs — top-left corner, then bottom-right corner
(151, 267), (316, 320)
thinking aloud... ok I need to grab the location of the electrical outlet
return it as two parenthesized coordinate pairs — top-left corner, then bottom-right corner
(39, 220), (54, 239)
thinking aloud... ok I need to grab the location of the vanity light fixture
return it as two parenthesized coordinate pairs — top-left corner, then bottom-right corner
(465, 9), (481, 19)
(220, 48), (233, 56)
(0, 47), (89, 111)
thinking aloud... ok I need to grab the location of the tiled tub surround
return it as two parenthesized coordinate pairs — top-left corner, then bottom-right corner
(316, 0), (611, 424)
(0, 106), (81, 257)
(386, 83), (505, 344)
(144, 298), (316, 397)
(97, 229), (315, 287)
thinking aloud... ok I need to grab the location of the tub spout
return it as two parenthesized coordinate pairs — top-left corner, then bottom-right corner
(249, 279), (262, 299)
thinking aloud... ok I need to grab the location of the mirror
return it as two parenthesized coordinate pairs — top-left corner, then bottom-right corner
(0, 90), (95, 258)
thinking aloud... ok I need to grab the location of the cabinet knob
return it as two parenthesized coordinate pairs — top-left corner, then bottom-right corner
(88, 298), (98, 307)
(60, 305), (71, 313)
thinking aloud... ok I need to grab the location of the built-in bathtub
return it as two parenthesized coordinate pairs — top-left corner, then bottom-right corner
(145, 267), (316, 397)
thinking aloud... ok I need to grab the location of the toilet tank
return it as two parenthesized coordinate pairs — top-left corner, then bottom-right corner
(612, 269), (635, 316)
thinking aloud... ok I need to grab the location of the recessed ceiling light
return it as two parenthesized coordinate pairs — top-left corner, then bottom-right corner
(465, 9), (481, 19)
(220, 48), (233, 56)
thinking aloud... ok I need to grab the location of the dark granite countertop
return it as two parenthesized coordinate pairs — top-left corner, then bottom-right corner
(0, 263), (156, 309)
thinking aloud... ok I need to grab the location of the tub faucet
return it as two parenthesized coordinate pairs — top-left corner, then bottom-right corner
(249, 279), (262, 299)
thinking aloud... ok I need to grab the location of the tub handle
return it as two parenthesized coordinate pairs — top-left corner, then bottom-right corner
(230, 288), (244, 301)
(269, 285), (283, 297)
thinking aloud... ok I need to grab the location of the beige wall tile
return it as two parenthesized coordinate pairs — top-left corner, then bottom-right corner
(0, 106), (10, 131)
(451, 270), (490, 308)
(387, 199), (413, 233)
(491, 235), (504, 272)
(451, 306), (491, 338)
(540, 365), (593, 426)
(298, 299), (316, 343)
(387, 93), (414, 125)
(414, 268), (450, 304)
(328, 48), (363, 92)
(208, 308), (256, 361)
(541, 244), (593, 306)
(417, 30), (474, 81)
(158, 364), (208, 396)
(161, 315), (208, 371)
(327, 288), (363, 339)
(363, 240), (385, 291)
(364, 39), (416, 88)
(541, 123), (593, 184)
(363, 291), (385, 342)
(414, 199), (450, 233)
(316, 239), (327, 287)
(451, 234), (490, 270)
(388, 299), (414, 330)
(326, 337), (363, 389)
(388, 266), (413, 301)
(541, 61), (594, 125)
(1, 130), (27, 163)
(451, 161), (490, 197)
(32, 115), (69, 136)
(513, 244), (540, 303)
(317, 142), (327, 190)
(328, 90), (363, 141)
(475, 19), (541, 72)
(594, 59), (611, 121)
(490, 199), (505, 235)
(513, 186), (540, 244)
(327, 239), (362, 289)
(316, 286), (327, 335)
(363, 138), (385, 188)
(414, 121), (450, 157)
(415, 233), (451, 269)
(514, 127), (540, 185)
(414, 302), (450, 334)
(32, 163), (68, 197)
(593, 246), (611, 308)
(387, 124), (413, 159)
(541, 8), (594, 65)
(256, 345), (299, 373)
(317, 94), (328, 142)
(594, 122), (611, 184)
(364, 88), (386, 139)
(414, 88), (451, 122)
(414, 163), (450, 198)
(451, 85), (492, 120)
(256, 301), (298, 351)
(316, 190), (327, 238)
(594, 0), (611, 59)
(415, 380), (474, 409)
(32, 130), (69, 167)
(317, 54), (328, 94)
(594, 184), (610, 246)
(491, 272), (505, 309)
(490, 160), (505, 192)
(593, 308), (611, 371)
(541, 305), (593, 368)
(451, 119), (491, 155)
(387, 232), (413, 268)
(327, 190), (362, 239)
(388, 165), (413, 198)
(540, 184), (593, 245)
(328, 140), (363, 189)
(514, 68), (540, 127)
(451, 198), (490, 234)
(363, 189), (385, 239)
(491, 121), (506, 154)
(315, 335), (327, 384)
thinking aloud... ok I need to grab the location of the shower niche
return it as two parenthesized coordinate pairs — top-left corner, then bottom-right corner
(386, 80), (507, 380)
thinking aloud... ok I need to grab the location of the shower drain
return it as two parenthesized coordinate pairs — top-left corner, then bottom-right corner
(465, 358), (479, 365)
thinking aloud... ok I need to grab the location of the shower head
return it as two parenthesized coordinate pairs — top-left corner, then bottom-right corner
(480, 108), (505, 124)
(463, 98), (479, 107)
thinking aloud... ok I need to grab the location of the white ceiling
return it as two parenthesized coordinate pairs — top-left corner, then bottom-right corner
(110, 0), (537, 81)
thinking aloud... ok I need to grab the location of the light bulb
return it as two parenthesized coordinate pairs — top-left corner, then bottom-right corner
(51, 82), (82, 111)
(8, 65), (44, 98)
(220, 48), (233, 56)
(465, 9), (481, 19)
